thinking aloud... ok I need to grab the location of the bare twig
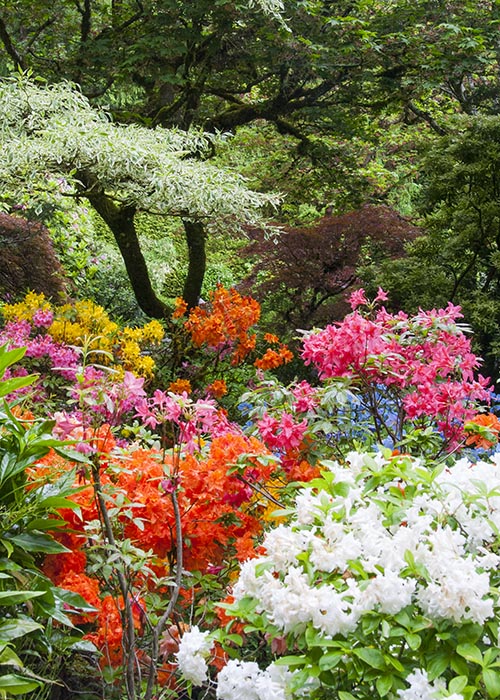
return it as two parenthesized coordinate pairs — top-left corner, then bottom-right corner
(144, 488), (184, 700)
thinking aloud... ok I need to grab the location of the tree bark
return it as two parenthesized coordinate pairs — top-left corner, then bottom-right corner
(84, 189), (169, 318)
(182, 219), (206, 309)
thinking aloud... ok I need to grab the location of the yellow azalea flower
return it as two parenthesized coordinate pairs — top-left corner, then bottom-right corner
(2, 291), (51, 321)
(122, 326), (144, 342)
(141, 319), (164, 344)
(120, 339), (142, 362)
(49, 319), (86, 345)
(135, 355), (156, 378)
(5, 292), (160, 379)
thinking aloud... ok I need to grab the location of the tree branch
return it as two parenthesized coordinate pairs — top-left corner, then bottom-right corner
(0, 15), (27, 70)
(406, 102), (447, 136)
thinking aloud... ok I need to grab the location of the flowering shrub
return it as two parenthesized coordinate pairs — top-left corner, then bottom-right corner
(178, 449), (500, 700)
(0, 345), (91, 696)
(36, 388), (280, 689)
(240, 290), (492, 463)
(168, 285), (294, 406)
(1, 291), (164, 385)
(301, 289), (491, 446)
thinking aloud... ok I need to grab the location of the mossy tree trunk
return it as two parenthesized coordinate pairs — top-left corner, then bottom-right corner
(182, 219), (206, 309)
(79, 173), (208, 317)
(83, 188), (169, 319)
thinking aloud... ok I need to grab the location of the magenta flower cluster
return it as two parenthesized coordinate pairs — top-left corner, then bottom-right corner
(301, 290), (492, 442)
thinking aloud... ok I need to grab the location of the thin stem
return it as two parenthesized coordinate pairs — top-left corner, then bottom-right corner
(92, 458), (137, 700)
(144, 488), (184, 700)
(236, 473), (283, 508)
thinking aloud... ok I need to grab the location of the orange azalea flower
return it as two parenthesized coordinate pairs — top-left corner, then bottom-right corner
(10, 406), (35, 422)
(184, 286), (261, 364)
(157, 661), (178, 690)
(172, 297), (188, 319)
(254, 345), (293, 370)
(231, 333), (257, 365)
(84, 594), (143, 668)
(263, 333), (280, 344)
(210, 642), (229, 672)
(54, 571), (101, 624)
(466, 413), (500, 449)
(207, 379), (228, 398)
(168, 378), (192, 394)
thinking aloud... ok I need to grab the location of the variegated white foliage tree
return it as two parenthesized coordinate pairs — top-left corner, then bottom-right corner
(0, 77), (278, 315)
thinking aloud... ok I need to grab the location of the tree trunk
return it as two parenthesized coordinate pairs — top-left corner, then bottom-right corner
(182, 219), (206, 309)
(85, 190), (169, 318)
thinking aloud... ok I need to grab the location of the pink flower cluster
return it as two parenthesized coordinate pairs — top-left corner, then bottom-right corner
(301, 290), (492, 442)
(257, 412), (308, 452)
(0, 320), (80, 380)
(68, 369), (147, 425)
(135, 391), (236, 453)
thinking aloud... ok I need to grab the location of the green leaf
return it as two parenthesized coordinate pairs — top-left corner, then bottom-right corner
(274, 655), (307, 667)
(0, 375), (37, 398)
(0, 619), (43, 640)
(451, 655), (470, 677)
(427, 653), (451, 681)
(0, 674), (41, 695)
(0, 346), (27, 377)
(0, 646), (23, 667)
(405, 633), (421, 650)
(376, 674), (393, 697)
(353, 647), (386, 670)
(483, 669), (500, 698)
(457, 643), (483, 666)
(319, 652), (344, 671)
(449, 676), (468, 695)
(0, 539), (13, 557)
(0, 590), (45, 605)
(339, 692), (357, 700)
(4, 533), (70, 554)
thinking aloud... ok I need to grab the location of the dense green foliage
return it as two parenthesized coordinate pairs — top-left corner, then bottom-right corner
(4, 3), (500, 700)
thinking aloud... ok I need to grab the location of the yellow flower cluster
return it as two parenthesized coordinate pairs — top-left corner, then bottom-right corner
(2, 291), (51, 322)
(50, 300), (119, 349)
(2, 293), (165, 379)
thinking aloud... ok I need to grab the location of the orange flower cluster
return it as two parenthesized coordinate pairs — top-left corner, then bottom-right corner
(85, 595), (143, 667)
(465, 413), (500, 449)
(168, 378), (192, 394)
(207, 379), (228, 398)
(183, 286), (260, 365)
(172, 297), (188, 319)
(115, 433), (273, 571)
(254, 345), (293, 371)
(37, 430), (276, 668)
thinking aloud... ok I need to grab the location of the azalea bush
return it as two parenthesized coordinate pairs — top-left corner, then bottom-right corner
(239, 289), (493, 464)
(0, 291), (165, 392)
(177, 449), (500, 700)
(36, 379), (284, 699)
(162, 284), (293, 408)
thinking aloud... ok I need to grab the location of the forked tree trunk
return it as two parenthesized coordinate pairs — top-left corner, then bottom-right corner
(85, 190), (169, 318)
(79, 172), (208, 317)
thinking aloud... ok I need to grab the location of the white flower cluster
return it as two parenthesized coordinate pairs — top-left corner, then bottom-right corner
(398, 669), (463, 700)
(232, 452), (500, 638)
(175, 625), (214, 686)
(216, 659), (293, 700)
